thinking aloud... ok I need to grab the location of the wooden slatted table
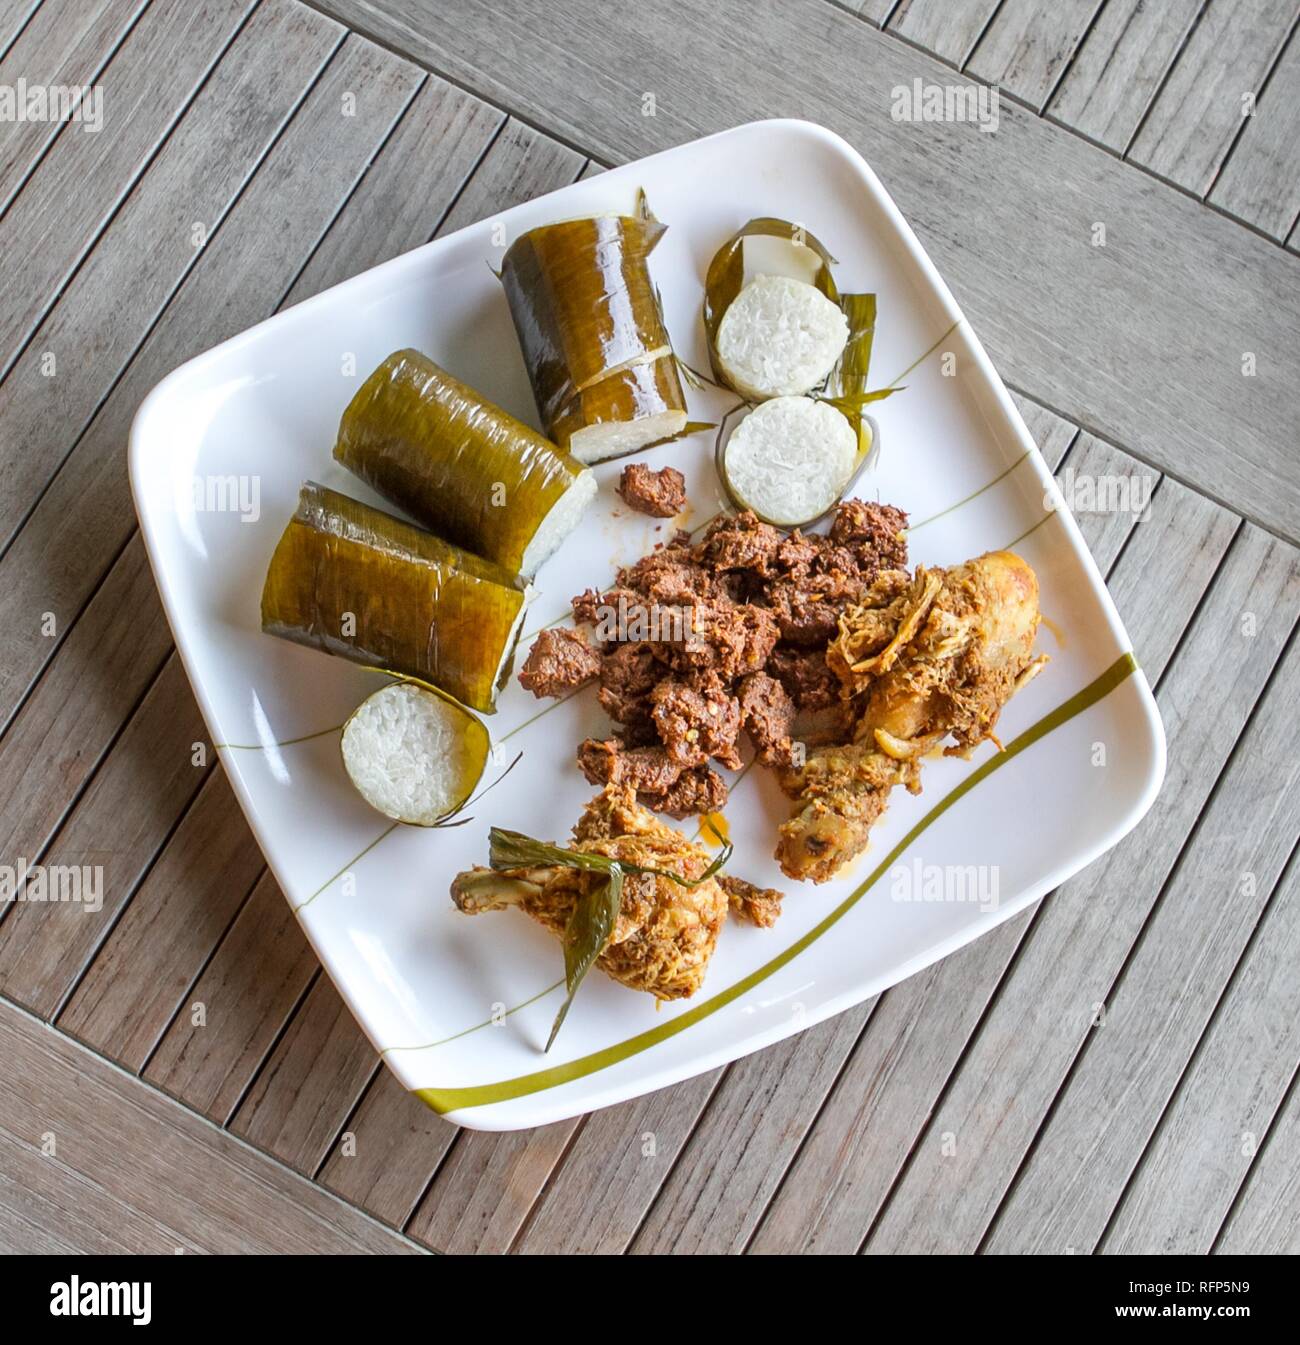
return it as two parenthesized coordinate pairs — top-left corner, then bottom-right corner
(1, 0), (1296, 1254)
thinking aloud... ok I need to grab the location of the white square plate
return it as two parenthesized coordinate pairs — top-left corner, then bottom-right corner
(130, 120), (1164, 1130)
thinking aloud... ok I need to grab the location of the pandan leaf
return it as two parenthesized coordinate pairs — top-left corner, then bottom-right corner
(488, 828), (614, 875)
(486, 825), (733, 1049)
(546, 867), (623, 1052)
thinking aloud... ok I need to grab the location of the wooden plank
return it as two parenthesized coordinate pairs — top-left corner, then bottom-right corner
(318, 1066), (458, 1227)
(984, 631), (1300, 1251)
(278, 77), (503, 307)
(1209, 24), (1300, 239)
(1045, 0), (1202, 154)
(0, 1), (43, 62)
(1054, 431), (1160, 573)
(0, 0), (148, 213)
(0, 997), (419, 1252)
(966, 0), (1106, 108)
(749, 480), (1233, 1252)
(0, 1194), (84, 1254)
(0, 535), (170, 884)
(142, 872), (318, 1123)
(1095, 479), (1241, 683)
(514, 1070), (720, 1254)
(312, 0), (1300, 543)
(885, 0), (1002, 67)
(830, 0), (900, 29)
(404, 1122), (577, 1253)
(1214, 1071), (1300, 1252)
(56, 767), (264, 1071)
(0, 654), (211, 1019)
(1103, 856), (1300, 1252)
(0, 35), (422, 731)
(229, 977), (377, 1174)
(863, 524), (1300, 1252)
(1010, 388), (1078, 471)
(0, 0), (343, 557)
(749, 913), (1032, 1251)
(433, 117), (584, 236)
(1128, 0), (1298, 196)
(632, 1012), (872, 1253)
(0, 0), (258, 378)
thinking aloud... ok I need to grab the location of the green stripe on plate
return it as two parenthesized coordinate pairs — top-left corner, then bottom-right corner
(413, 651), (1139, 1115)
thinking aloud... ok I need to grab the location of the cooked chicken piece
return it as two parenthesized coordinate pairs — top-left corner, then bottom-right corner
(778, 551), (1048, 882)
(450, 785), (729, 1000)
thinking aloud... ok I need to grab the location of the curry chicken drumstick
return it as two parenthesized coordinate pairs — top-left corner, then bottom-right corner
(776, 550), (1048, 883)
(451, 785), (731, 1001)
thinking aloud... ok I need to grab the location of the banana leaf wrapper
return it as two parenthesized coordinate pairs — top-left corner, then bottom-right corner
(547, 353), (687, 458)
(261, 482), (527, 714)
(334, 349), (593, 577)
(501, 211), (686, 460)
(826, 292), (880, 457)
(704, 217), (892, 433)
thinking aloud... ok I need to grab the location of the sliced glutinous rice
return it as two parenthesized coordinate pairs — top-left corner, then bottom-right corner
(715, 274), (849, 399)
(723, 395), (857, 526)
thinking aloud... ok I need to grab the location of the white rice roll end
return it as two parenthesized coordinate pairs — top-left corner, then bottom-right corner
(341, 681), (489, 826)
(723, 396), (858, 527)
(520, 467), (597, 575)
(715, 274), (850, 399)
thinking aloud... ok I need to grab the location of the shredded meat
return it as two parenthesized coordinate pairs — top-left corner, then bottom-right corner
(650, 672), (743, 770)
(829, 500), (910, 568)
(451, 786), (729, 1000)
(668, 600), (779, 680)
(571, 585), (642, 643)
(578, 738), (682, 794)
(650, 764), (728, 819)
(597, 641), (661, 734)
(694, 511), (782, 575)
(522, 498), (910, 817)
(618, 463), (687, 517)
(768, 645), (839, 711)
(577, 737), (727, 818)
(778, 551), (1045, 883)
(736, 671), (796, 767)
(720, 875), (784, 928)
(617, 537), (713, 608)
(517, 628), (601, 698)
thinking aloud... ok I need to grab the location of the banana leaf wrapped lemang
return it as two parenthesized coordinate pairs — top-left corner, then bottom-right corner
(500, 209), (687, 463)
(261, 482), (527, 714)
(334, 349), (596, 578)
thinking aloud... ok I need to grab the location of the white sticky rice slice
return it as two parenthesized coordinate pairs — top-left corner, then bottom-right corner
(715, 274), (850, 400)
(518, 467), (597, 575)
(341, 682), (488, 826)
(722, 396), (858, 527)
(568, 409), (686, 464)
(563, 349), (688, 464)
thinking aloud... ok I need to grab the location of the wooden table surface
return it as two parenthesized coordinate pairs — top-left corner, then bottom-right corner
(1, 0), (1297, 1255)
